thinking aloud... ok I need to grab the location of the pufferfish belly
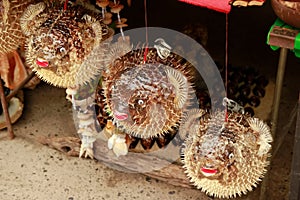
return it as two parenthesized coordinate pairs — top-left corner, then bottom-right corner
(98, 47), (196, 140)
(181, 109), (273, 198)
(20, 1), (113, 88)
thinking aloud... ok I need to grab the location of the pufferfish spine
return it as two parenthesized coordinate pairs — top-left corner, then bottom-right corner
(181, 109), (273, 198)
(0, 0), (34, 53)
(20, 1), (113, 88)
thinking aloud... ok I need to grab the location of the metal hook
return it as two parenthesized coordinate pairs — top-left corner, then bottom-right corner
(223, 97), (245, 114)
(154, 38), (172, 59)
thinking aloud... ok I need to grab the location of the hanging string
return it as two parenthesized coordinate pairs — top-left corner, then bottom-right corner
(114, 0), (125, 38)
(143, 0), (149, 62)
(225, 13), (229, 122)
(225, 14), (228, 94)
(64, 0), (69, 11)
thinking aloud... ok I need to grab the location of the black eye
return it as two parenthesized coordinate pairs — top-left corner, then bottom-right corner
(138, 99), (144, 105)
(228, 153), (234, 159)
(60, 47), (66, 53)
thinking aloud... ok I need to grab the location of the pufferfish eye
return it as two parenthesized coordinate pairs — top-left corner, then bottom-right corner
(137, 99), (144, 105)
(59, 47), (67, 54)
(228, 153), (234, 159)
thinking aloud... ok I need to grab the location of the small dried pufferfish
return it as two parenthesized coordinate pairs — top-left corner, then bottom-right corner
(98, 47), (195, 139)
(181, 109), (272, 198)
(0, 0), (34, 53)
(20, 1), (112, 87)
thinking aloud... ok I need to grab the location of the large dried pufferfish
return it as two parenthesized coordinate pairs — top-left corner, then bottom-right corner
(20, 1), (112, 88)
(97, 47), (195, 139)
(0, 0), (34, 53)
(181, 109), (273, 198)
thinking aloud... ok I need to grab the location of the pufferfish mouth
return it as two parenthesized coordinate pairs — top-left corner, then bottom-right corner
(114, 110), (128, 121)
(36, 58), (49, 68)
(200, 167), (218, 177)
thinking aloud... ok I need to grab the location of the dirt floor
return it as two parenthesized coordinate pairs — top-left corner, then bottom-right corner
(0, 0), (300, 200)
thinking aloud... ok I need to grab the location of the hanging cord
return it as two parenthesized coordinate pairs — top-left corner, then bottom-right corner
(143, 0), (149, 62)
(225, 14), (228, 95)
(225, 13), (229, 121)
(223, 14), (245, 117)
(64, 0), (69, 11)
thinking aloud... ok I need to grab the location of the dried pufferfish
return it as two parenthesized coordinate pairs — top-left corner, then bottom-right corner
(0, 0), (34, 53)
(20, 1), (113, 88)
(181, 109), (272, 198)
(97, 46), (195, 140)
(96, 86), (179, 154)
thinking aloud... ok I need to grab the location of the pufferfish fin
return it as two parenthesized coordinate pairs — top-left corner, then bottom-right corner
(247, 118), (273, 156)
(178, 108), (206, 140)
(165, 67), (188, 109)
(108, 40), (132, 62)
(84, 14), (103, 46)
(20, 2), (46, 36)
(82, 14), (96, 23)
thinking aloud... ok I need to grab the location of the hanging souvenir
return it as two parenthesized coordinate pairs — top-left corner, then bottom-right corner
(20, 0), (113, 88)
(180, 99), (273, 198)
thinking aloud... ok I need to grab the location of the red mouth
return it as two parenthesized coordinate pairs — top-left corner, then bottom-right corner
(36, 58), (49, 68)
(201, 167), (218, 176)
(114, 111), (128, 121)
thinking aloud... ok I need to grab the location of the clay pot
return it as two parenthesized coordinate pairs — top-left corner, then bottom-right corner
(253, 86), (265, 98)
(244, 107), (255, 117)
(249, 96), (261, 107)
(271, 0), (300, 28)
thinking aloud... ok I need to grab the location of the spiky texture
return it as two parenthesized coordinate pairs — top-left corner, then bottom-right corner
(19, 2), (45, 36)
(95, 85), (179, 153)
(97, 47), (195, 139)
(181, 109), (272, 198)
(0, 0), (34, 54)
(22, 1), (112, 88)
